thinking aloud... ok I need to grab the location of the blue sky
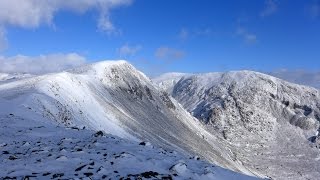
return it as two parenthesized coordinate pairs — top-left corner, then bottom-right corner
(0, 0), (319, 76)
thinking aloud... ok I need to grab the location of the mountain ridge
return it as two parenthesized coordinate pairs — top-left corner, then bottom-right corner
(0, 60), (262, 178)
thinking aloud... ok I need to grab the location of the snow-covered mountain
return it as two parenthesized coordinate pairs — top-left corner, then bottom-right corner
(0, 61), (261, 179)
(154, 70), (320, 180)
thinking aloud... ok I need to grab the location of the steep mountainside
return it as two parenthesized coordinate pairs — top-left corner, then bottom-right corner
(155, 70), (320, 180)
(0, 61), (261, 178)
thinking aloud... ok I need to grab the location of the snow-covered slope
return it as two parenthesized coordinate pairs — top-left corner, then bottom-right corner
(0, 61), (261, 178)
(0, 100), (256, 179)
(0, 72), (33, 83)
(156, 70), (320, 180)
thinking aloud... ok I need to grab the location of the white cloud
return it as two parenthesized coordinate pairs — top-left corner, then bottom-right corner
(98, 15), (117, 34)
(236, 27), (257, 44)
(260, 0), (278, 17)
(0, 27), (7, 51)
(0, 53), (87, 74)
(0, 0), (132, 33)
(155, 47), (185, 60)
(270, 69), (320, 89)
(118, 44), (142, 57)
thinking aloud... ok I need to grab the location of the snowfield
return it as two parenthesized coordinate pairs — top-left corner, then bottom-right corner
(0, 109), (256, 179)
(0, 60), (261, 179)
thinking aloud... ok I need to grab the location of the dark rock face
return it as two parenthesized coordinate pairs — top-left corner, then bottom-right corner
(160, 92), (176, 110)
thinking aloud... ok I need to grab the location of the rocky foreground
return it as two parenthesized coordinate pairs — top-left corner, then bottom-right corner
(0, 112), (256, 180)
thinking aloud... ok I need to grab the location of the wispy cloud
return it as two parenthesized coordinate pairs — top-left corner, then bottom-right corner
(260, 0), (278, 17)
(117, 44), (142, 57)
(178, 27), (214, 41)
(195, 28), (213, 36)
(155, 47), (185, 60)
(178, 28), (189, 41)
(306, 1), (320, 19)
(0, 53), (87, 74)
(269, 69), (320, 89)
(244, 34), (257, 43)
(236, 27), (257, 44)
(0, 0), (132, 35)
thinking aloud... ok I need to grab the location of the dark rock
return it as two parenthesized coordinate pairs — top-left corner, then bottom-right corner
(162, 176), (173, 180)
(52, 173), (64, 179)
(3, 176), (17, 180)
(160, 92), (176, 109)
(139, 142), (146, 146)
(75, 164), (86, 171)
(140, 171), (159, 178)
(94, 131), (104, 137)
(3, 151), (9, 154)
(71, 127), (79, 130)
(145, 86), (154, 101)
(84, 172), (93, 177)
(23, 175), (37, 179)
(96, 166), (103, 173)
(8, 155), (18, 160)
(282, 100), (290, 107)
(42, 172), (51, 176)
